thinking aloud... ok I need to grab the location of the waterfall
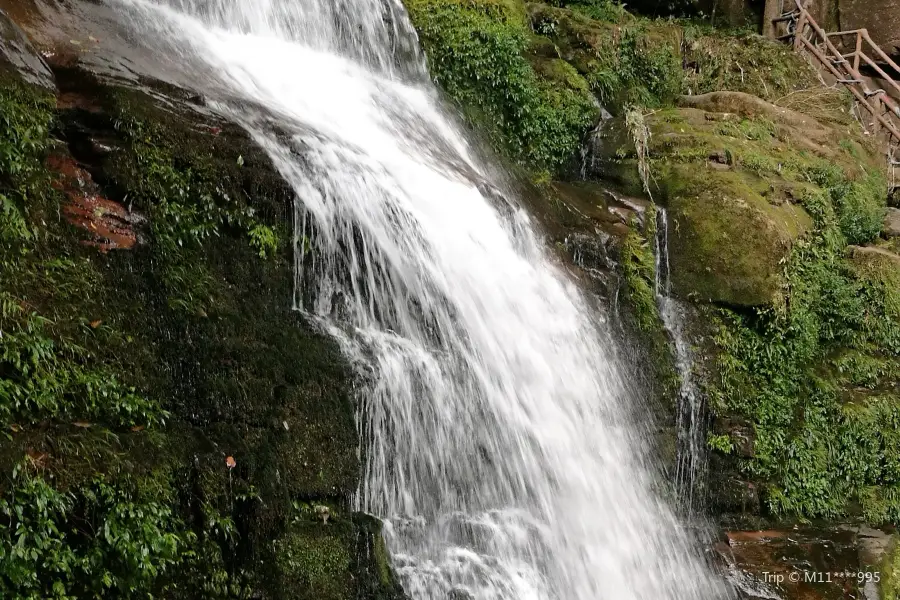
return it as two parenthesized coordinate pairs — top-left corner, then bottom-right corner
(653, 209), (707, 514)
(110, 1), (731, 598)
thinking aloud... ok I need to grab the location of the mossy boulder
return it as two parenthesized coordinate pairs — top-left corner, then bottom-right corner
(663, 165), (812, 305)
(403, 0), (818, 179)
(591, 91), (885, 306)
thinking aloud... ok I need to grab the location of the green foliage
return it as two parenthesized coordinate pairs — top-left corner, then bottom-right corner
(534, 8), (683, 110)
(405, 0), (598, 172)
(115, 115), (268, 251)
(111, 113), (280, 314)
(248, 224), (278, 259)
(277, 529), (351, 600)
(0, 82), (54, 247)
(707, 433), (733, 454)
(682, 27), (819, 100)
(0, 84), (165, 431)
(0, 466), (186, 598)
(621, 218), (659, 334)
(708, 214), (900, 519)
(882, 540), (900, 600)
(0, 300), (166, 428)
(613, 29), (683, 107)
(562, 0), (628, 23)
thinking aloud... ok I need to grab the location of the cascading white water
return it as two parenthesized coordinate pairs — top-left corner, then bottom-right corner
(111, 1), (732, 598)
(654, 209), (707, 514)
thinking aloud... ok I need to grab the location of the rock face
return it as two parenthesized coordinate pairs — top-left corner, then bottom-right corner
(588, 91), (879, 305)
(0, 3), (403, 599)
(885, 207), (900, 238)
(839, 0), (900, 55)
(0, 6), (52, 87)
(720, 526), (894, 600)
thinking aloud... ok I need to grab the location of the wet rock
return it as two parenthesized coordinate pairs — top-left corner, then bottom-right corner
(709, 474), (760, 515)
(585, 89), (889, 307)
(838, 0), (900, 56)
(48, 152), (145, 251)
(885, 208), (900, 238)
(0, 7), (53, 88)
(713, 417), (755, 458)
(721, 526), (893, 600)
(854, 525), (894, 568)
(566, 232), (611, 274)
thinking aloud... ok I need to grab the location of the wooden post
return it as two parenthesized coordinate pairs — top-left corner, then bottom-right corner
(853, 31), (862, 72)
(794, 8), (808, 50)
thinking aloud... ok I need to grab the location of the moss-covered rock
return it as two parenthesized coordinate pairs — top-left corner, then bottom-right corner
(404, 0), (599, 174)
(403, 0), (818, 180)
(591, 91), (885, 306)
(0, 16), (403, 598)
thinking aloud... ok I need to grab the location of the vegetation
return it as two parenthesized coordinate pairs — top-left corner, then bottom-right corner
(404, 0), (820, 183)
(0, 57), (396, 597)
(620, 215), (658, 334)
(401, 0), (896, 522)
(405, 0), (599, 174)
(884, 540), (900, 600)
(0, 82), (165, 430)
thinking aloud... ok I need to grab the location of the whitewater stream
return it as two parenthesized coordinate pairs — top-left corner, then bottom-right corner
(111, 1), (732, 598)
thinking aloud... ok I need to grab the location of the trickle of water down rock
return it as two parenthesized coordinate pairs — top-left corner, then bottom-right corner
(654, 209), (708, 516)
(111, 1), (733, 598)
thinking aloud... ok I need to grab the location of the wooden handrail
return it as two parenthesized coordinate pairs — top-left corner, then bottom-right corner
(777, 1), (900, 148)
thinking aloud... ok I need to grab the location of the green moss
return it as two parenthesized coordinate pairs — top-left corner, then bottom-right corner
(682, 27), (819, 100)
(881, 540), (900, 600)
(596, 98), (887, 307)
(0, 81), (166, 430)
(661, 166), (812, 305)
(526, 5), (682, 109)
(0, 78), (55, 239)
(1, 64), (368, 598)
(706, 229), (900, 519)
(276, 525), (352, 600)
(562, 0), (630, 23)
(405, 0), (598, 173)
(621, 217), (659, 333)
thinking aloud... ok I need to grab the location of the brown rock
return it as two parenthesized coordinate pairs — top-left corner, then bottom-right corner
(884, 207), (900, 238)
(839, 0), (900, 56)
(714, 417), (756, 458)
(47, 153), (144, 251)
(722, 525), (892, 600)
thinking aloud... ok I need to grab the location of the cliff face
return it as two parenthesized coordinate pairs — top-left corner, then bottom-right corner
(0, 3), (403, 598)
(837, 0), (900, 53)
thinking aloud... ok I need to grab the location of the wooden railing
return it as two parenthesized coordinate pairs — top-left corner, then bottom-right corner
(773, 0), (900, 149)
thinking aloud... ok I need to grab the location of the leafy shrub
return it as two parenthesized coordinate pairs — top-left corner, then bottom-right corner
(709, 218), (900, 519)
(0, 82), (54, 246)
(0, 467), (183, 598)
(560, 0), (628, 22)
(0, 295), (167, 428)
(406, 0), (598, 172)
(0, 465), (252, 599)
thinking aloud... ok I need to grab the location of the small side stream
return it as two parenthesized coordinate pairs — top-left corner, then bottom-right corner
(654, 208), (707, 514)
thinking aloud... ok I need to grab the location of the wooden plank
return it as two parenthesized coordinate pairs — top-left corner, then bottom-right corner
(858, 53), (900, 99)
(860, 30), (900, 78)
(794, 9), (808, 51)
(799, 36), (900, 141)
